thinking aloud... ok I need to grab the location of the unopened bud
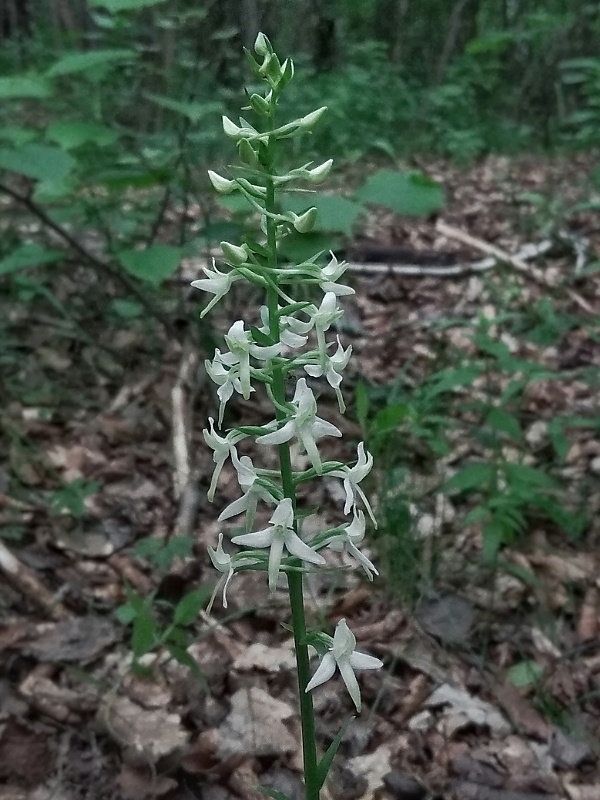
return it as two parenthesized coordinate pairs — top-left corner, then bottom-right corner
(208, 170), (236, 194)
(238, 138), (259, 166)
(221, 241), (249, 266)
(222, 115), (242, 138)
(299, 106), (327, 132)
(292, 207), (318, 233)
(248, 93), (270, 116)
(306, 159), (333, 183)
(254, 32), (271, 57)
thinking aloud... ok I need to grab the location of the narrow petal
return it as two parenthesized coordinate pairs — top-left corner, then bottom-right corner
(218, 495), (250, 521)
(232, 527), (274, 548)
(268, 536), (285, 591)
(349, 651), (384, 670)
(347, 542), (378, 580)
(257, 420), (295, 446)
(338, 657), (362, 712)
(311, 418), (343, 439)
(300, 429), (323, 474)
(285, 531), (326, 565)
(305, 653), (337, 693)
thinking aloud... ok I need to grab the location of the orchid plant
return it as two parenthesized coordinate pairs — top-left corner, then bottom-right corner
(194, 33), (382, 800)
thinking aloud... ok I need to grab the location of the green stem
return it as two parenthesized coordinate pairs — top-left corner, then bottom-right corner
(264, 114), (320, 800)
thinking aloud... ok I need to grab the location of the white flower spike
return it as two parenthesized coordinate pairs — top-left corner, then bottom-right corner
(232, 497), (325, 591)
(305, 336), (352, 412)
(207, 533), (261, 611)
(306, 618), (383, 712)
(257, 378), (342, 474)
(218, 451), (276, 530)
(223, 320), (281, 400)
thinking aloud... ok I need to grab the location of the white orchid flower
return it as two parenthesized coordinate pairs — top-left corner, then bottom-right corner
(191, 261), (241, 318)
(308, 292), (342, 361)
(329, 442), (377, 526)
(318, 252), (355, 296)
(203, 418), (245, 501)
(232, 498), (325, 591)
(223, 320), (281, 400)
(306, 618), (383, 712)
(325, 510), (378, 580)
(257, 378), (342, 474)
(205, 349), (256, 427)
(305, 336), (352, 412)
(207, 533), (261, 611)
(258, 305), (314, 350)
(218, 451), (276, 530)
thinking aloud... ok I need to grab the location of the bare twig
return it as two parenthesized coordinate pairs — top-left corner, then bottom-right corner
(0, 540), (69, 620)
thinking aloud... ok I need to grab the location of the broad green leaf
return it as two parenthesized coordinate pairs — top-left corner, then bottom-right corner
(482, 518), (505, 561)
(47, 49), (136, 78)
(0, 76), (51, 99)
(145, 93), (222, 123)
(0, 144), (75, 182)
(0, 243), (62, 275)
(280, 193), (363, 235)
(174, 589), (209, 626)
(444, 463), (495, 493)
(547, 418), (569, 462)
(115, 603), (137, 625)
(485, 408), (522, 442)
(88, 0), (166, 10)
(277, 231), (339, 263)
(374, 403), (411, 433)
(117, 244), (182, 285)
(427, 364), (482, 397)
(354, 170), (444, 216)
(354, 380), (370, 431)
(132, 611), (156, 658)
(503, 463), (557, 489)
(506, 659), (543, 689)
(47, 121), (118, 149)
(0, 125), (38, 145)
(96, 167), (171, 190)
(316, 717), (354, 790)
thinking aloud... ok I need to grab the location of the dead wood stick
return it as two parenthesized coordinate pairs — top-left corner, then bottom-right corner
(0, 541), (69, 620)
(436, 219), (530, 272)
(171, 343), (198, 499)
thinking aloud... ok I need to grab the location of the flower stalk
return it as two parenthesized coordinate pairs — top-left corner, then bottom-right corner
(194, 33), (382, 800)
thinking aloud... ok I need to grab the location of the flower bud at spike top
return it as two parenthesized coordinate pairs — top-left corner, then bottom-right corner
(207, 170), (236, 194)
(299, 106), (327, 132)
(306, 159), (333, 183)
(248, 93), (270, 116)
(221, 241), (248, 266)
(222, 115), (242, 138)
(292, 207), (318, 233)
(238, 138), (259, 166)
(254, 31), (271, 57)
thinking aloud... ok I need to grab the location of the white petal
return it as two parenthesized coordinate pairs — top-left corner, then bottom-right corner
(347, 542), (378, 580)
(218, 495), (250, 521)
(270, 497), (294, 527)
(311, 418), (342, 439)
(232, 527), (274, 548)
(305, 653), (337, 692)
(338, 657), (362, 712)
(285, 531), (326, 565)
(257, 420), (295, 446)
(268, 536), (285, 591)
(349, 651), (384, 671)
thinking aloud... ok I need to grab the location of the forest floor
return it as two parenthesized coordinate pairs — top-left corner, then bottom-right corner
(1, 152), (600, 800)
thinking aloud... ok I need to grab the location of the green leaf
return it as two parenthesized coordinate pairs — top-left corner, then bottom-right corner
(165, 644), (207, 685)
(373, 403), (411, 433)
(503, 463), (557, 489)
(444, 463), (495, 493)
(47, 49), (137, 78)
(173, 589), (209, 626)
(0, 243), (62, 275)
(280, 193), (363, 235)
(506, 659), (544, 689)
(114, 603), (137, 625)
(277, 231), (340, 263)
(131, 611), (156, 658)
(427, 364), (482, 397)
(485, 408), (523, 442)
(316, 717), (354, 790)
(482, 518), (505, 561)
(89, 0), (167, 10)
(354, 170), (444, 216)
(0, 76), (52, 99)
(0, 144), (75, 182)
(47, 121), (118, 149)
(145, 93), (223, 123)
(117, 244), (182, 285)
